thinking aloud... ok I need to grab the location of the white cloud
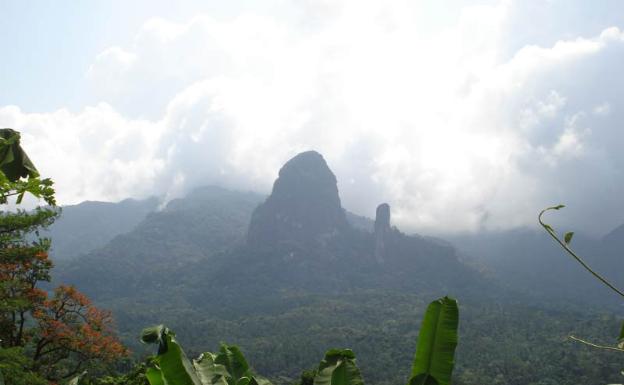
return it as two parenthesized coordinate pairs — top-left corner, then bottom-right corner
(4, 1), (624, 235)
(593, 102), (611, 116)
(0, 104), (164, 203)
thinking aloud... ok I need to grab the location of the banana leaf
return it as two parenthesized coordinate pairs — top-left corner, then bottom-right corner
(0, 129), (39, 181)
(314, 349), (363, 385)
(141, 325), (202, 385)
(409, 297), (459, 385)
(142, 326), (272, 385)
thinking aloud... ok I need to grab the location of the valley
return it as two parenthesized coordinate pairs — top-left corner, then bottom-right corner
(50, 151), (624, 385)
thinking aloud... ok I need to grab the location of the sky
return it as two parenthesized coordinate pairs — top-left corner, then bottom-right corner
(2, 0), (624, 236)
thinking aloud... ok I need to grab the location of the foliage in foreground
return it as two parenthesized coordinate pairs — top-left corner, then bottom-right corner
(0, 129), (127, 384)
(131, 297), (458, 385)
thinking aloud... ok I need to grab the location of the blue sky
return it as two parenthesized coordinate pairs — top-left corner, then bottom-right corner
(0, 0), (479, 111)
(0, 0), (255, 111)
(2, 1), (624, 235)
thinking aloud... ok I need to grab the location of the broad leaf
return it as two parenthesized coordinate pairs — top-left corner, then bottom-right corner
(564, 232), (574, 245)
(145, 367), (166, 385)
(408, 373), (439, 385)
(143, 326), (272, 385)
(0, 129), (39, 181)
(142, 325), (167, 350)
(409, 297), (459, 385)
(67, 371), (87, 385)
(314, 349), (363, 385)
(214, 344), (250, 385)
(142, 325), (202, 385)
(194, 353), (230, 385)
(251, 376), (273, 385)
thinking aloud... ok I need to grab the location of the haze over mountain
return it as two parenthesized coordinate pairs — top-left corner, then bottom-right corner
(50, 150), (624, 385)
(57, 151), (487, 300)
(55, 185), (265, 299)
(6, 2), (624, 384)
(53, 150), (624, 307)
(6, 2), (624, 238)
(45, 197), (158, 260)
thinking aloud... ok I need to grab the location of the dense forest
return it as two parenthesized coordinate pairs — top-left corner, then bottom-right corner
(2, 135), (624, 385)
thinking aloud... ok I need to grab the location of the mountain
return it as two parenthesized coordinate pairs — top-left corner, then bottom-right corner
(208, 151), (489, 299)
(590, 224), (624, 293)
(247, 151), (350, 249)
(55, 186), (265, 299)
(602, 223), (624, 248)
(55, 150), (493, 318)
(51, 151), (624, 385)
(448, 227), (624, 306)
(45, 197), (159, 260)
(58, 151), (487, 299)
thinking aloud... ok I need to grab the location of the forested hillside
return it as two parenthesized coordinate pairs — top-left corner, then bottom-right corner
(52, 151), (624, 385)
(6, 2), (624, 384)
(44, 197), (159, 260)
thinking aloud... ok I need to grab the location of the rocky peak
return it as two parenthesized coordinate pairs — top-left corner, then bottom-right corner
(374, 203), (391, 263)
(247, 151), (348, 248)
(375, 204), (391, 233)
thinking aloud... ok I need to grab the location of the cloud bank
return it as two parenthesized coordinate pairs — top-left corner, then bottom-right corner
(3, 1), (624, 235)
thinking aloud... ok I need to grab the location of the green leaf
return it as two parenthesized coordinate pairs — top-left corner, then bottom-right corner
(141, 326), (202, 385)
(250, 376), (273, 385)
(550, 204), (565, 210)
(409, 297), (459, 385)
(0, 129), (39, 181)
(142, 325), (167, 345)
(15, 191), (24, 204)
(543, 224), (555, 233)
(67, 371), (88, 385)
(214, 344), (250, 384)
(194, 353), (230, 385)
(618, 321), (624, 349)
(564, 232), (574, 245)
(146, 367), (166, 385)
(408, 373), (439, 385)
(143, 326), (271, 385)
(314, 349), (363, 385)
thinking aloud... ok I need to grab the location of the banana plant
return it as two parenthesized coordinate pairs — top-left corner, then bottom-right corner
(141, 325), (272, 385)
(141, 296), (459, 385)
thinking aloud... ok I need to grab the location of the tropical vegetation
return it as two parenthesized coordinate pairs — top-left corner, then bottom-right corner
(0, 129), (127, 384)
(2, 127), (624, 385)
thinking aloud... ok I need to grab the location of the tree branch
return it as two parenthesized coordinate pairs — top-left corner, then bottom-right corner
(538, 206), (624, 299)
(569, 335), (624, 352)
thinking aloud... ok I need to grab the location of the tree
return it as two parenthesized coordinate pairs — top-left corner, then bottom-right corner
(30, 285), (127, 379)
(0, 129), (127, 383)
(0, 347), (46, 385)
(0, 210), (56, 348)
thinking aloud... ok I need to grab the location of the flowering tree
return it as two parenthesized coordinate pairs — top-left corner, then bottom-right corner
(0, 129), (127, 384)
(0, 221), (54, 348)
(31, 285), (127, 380)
